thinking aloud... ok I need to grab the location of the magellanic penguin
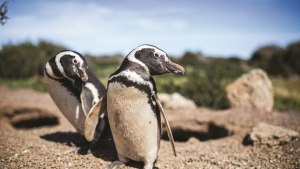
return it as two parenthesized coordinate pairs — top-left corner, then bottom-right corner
(45, 50), (108, 142)
(106, 44), (185, 169)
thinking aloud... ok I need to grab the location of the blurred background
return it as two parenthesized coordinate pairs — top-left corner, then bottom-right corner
(1, 0), (300, 111)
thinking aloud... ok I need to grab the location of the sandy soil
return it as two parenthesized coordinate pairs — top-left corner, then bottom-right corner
(0, 86), (299, 169)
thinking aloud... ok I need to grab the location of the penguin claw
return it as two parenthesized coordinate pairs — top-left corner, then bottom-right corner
(76, 145), (91, 155)
(103, 161), (125, 169)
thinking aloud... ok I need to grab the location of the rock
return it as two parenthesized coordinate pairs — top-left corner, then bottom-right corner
(245, 122), (299, 147)
(158, 93), (197, 110)
(226, 69), (273, 112)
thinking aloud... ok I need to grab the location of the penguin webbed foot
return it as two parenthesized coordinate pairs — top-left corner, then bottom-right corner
(76, 144), (91, 155)
(103, 161), (125, 169)
(65, 144), (91, 155)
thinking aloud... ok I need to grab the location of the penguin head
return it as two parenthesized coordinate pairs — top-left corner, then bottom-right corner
(127, 44), (185, 76)
(46, 50), (89, 82)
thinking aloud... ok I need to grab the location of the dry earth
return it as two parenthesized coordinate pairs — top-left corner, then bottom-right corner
(0, 86), (299, 169)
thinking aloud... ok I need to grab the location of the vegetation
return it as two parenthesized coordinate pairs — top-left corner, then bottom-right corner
(272, 78), (300, 112)
(0, 40), (300, 111)
(250, 42), (300, 77)
(0, 2), (8, 25)
(0, 76), (46, 91)
(0, 41), (66, 78)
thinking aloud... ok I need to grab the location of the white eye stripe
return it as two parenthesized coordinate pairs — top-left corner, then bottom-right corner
(45, 62), (61, 79)
(163, 55), (169, 62)
(55, 53), (68, 78)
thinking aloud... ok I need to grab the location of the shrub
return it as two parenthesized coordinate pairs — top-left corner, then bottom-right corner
(250, 42), (300, 77)
(0, 41), (66, 78)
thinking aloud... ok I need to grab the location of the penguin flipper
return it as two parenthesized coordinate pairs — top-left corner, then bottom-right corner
(84, 94), (107, 142)
(153, 93), (177, 157)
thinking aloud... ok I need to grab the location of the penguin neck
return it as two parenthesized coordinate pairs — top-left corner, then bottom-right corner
(113, 58), (151, 81)
(73, 77), (84, 91)
(127, 62), (151, 81)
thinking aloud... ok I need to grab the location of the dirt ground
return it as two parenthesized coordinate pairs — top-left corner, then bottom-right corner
(0, 86), (299, 169)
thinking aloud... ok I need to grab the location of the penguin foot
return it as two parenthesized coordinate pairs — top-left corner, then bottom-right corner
(103, 161), (125, 169)
(76, 144), (91, 155)
(65, 143), (91, 155)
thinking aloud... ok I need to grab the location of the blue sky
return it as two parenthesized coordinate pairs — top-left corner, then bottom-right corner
(1, 0), (300, 58)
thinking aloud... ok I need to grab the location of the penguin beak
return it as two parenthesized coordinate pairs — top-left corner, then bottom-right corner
(77, 68), (88, 82)
(165, 61), (185, 75)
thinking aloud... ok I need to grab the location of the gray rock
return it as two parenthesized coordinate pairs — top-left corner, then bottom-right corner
(246, 122), (299, 147)
(158, 93), (197, 110)
(226, 69), (274, 112)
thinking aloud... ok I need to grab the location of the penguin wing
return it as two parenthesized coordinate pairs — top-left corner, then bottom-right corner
(84, 94), (107, 142)
(152, 93), (177, 157)
(81, 70), (106, 116)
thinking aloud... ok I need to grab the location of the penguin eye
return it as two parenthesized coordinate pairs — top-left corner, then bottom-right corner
(154, 53), (160, 58)
(73, 59), (78, 64)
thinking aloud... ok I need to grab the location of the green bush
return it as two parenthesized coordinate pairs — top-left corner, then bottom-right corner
(250, 41), (300, 77)
(0, 77), (46, 91)
(274, 95), (300, 112)
(272, 77), (300, 112)
(0, 41), (66, 78)
(284, 42), (300, 75)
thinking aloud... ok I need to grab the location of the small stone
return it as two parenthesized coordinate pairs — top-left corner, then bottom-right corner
(158, 93), (197, 109)
(246, 122), (299, 147)
(22, 149), (30, 154)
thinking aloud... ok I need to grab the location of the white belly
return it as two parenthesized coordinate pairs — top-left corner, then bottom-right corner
(107, 82), (160, 162)
(45, 77), (86, 134)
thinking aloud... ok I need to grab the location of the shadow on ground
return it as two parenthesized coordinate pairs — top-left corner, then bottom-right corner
(162, 122), (232, 142)
(6, 108), (59, 129)
(40, 131), (118, 162)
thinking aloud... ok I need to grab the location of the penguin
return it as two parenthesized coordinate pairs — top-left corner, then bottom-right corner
(106, 44), (185, 169)
(44, 50), (108, 142)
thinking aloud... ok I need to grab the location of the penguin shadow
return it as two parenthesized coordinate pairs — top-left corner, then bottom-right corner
(40, 132), (87, 147)
(40, 131), (118, 161)
(40, 132), (158, 168)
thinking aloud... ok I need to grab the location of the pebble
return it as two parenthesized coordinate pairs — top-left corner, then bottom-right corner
(22, 149), (30, 154)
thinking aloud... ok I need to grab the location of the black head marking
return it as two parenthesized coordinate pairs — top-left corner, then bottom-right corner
(129, 45), (185, 76)
(45, 50), (92, 102)
(59, 51), (88, 81)
(110, 58), (150, 80)
(134, 47), (169, 75)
